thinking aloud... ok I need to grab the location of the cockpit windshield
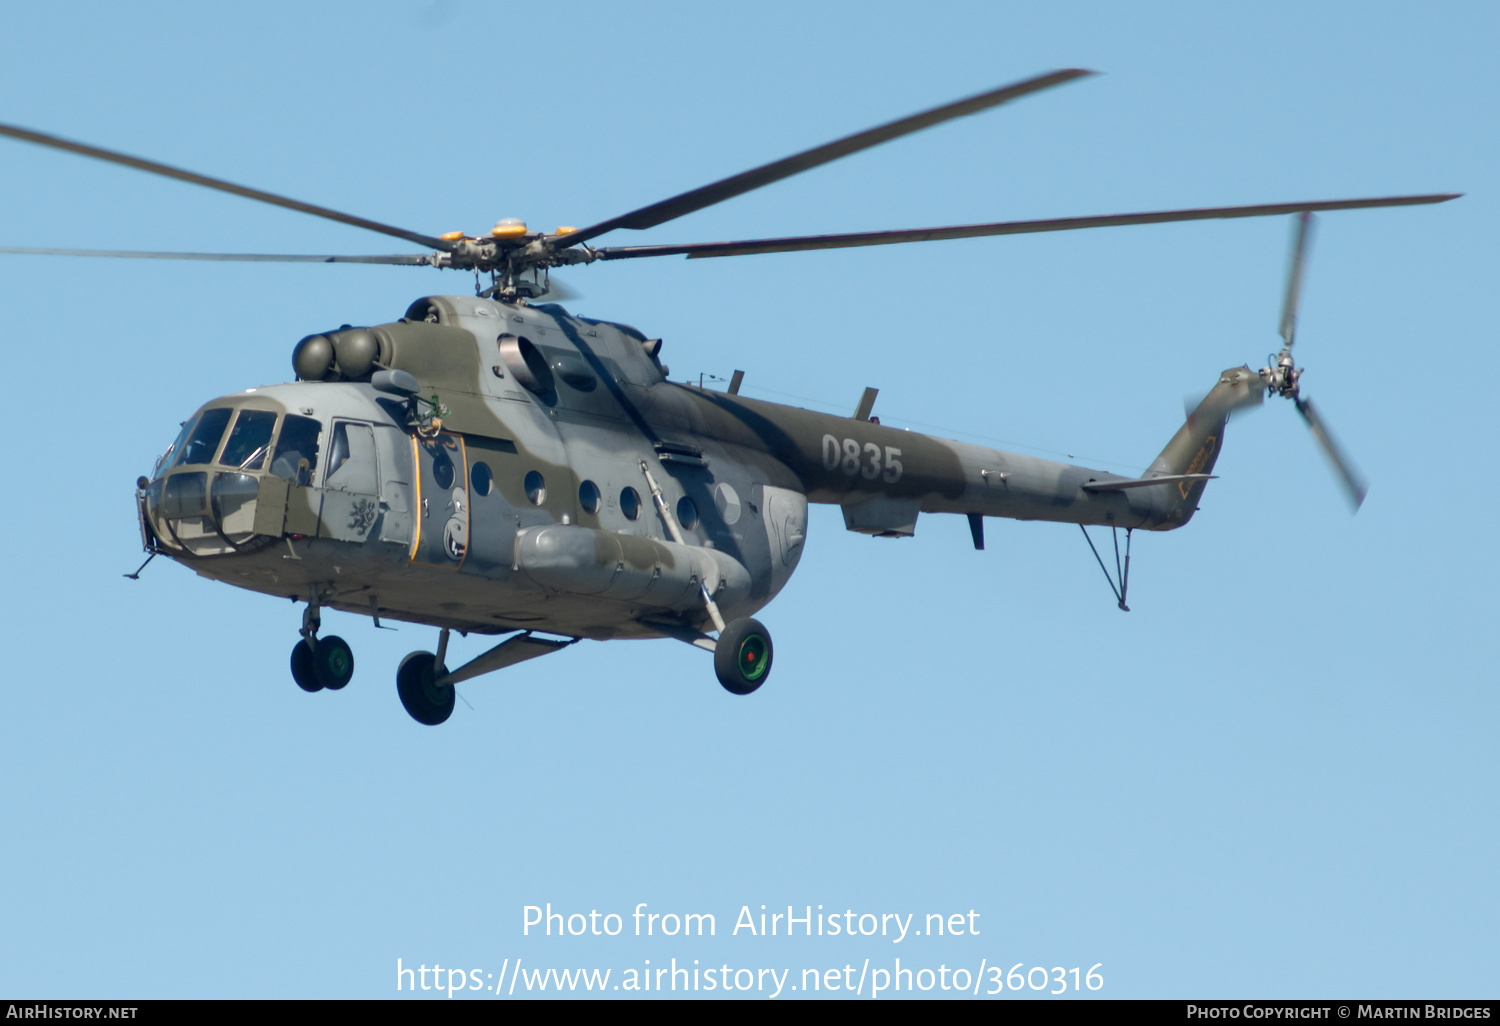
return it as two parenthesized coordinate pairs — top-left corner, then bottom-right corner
(154, 416), (198, 477)
(152, 406), (324, 487)
(173, 407), (233, 467)
(220, 409), (278, 470)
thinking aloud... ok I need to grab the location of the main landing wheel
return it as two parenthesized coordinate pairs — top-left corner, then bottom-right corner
(397, 652), (455, 726)
(714, 617), (773, 695)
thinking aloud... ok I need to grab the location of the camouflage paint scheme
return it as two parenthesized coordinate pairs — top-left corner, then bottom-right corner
(139, 294), (1250, 646)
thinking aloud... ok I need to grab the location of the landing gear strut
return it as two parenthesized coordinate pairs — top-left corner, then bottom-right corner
(637, 460), (773, 696)
(289, 593), (354, 692)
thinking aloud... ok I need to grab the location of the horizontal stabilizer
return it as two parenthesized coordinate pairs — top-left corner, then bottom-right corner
(1082, 473), (1217, 492)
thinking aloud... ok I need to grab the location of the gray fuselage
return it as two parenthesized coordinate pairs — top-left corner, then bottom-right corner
(139, 294), (1221, 641)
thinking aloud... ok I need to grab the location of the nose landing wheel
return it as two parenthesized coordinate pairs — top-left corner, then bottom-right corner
(288, 593), (354, 693)
(290, 640), (319, 692)
(290, 636), (355, 692)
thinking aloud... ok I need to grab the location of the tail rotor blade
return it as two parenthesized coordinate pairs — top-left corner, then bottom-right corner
(1296, 397), (1367, 511)
(1279, 211), (1316, 349)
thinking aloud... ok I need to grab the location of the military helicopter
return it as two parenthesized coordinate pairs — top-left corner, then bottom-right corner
(0, 69), (1456, 725)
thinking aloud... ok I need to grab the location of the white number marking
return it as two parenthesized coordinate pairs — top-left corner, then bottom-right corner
(841, 437), (861, 475)
(820, 435), (905, 484)
(883, 446), (903, 483)
(822, 434), (840, 470)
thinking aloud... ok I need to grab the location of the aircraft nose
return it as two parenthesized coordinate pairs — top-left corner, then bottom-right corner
(141, 403), (280, 558)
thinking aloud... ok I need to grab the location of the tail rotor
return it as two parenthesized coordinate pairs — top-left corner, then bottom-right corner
(1258, 212), (1368, 511)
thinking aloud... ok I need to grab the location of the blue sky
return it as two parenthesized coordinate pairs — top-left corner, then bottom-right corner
(0, 1), (1494, 1000)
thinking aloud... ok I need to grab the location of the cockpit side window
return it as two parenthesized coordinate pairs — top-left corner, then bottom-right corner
(219, 410), (278, 470)
(327, 423), (350, 477)
(173, 408), (233, 468)
(271, 414), (322, 486)
(324, 421), (378, 493)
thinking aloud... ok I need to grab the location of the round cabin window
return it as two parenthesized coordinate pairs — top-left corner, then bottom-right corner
(524, 470), (546, 506)
(431, 450), (455, 490)
(579, 479), (601, 515)
(470, 461), (492, 497)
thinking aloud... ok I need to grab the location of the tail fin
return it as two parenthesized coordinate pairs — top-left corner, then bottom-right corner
(1147, 366), (1262, 526)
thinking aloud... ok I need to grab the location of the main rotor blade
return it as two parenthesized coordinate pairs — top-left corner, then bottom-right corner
(556, 68), (1095, 249)
(1295, 397), (1368, 511)
(0, 123), (455, 252)
(0, 246), (434, 264)
(1279, 211), (1316, 349)
(593, 194), (1459, 260)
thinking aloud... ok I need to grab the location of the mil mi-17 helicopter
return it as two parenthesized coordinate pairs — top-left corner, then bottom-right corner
(0, 69), (1457, 724)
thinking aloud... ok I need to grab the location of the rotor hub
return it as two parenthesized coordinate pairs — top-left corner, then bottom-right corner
(1260, 350), (1302, 401)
